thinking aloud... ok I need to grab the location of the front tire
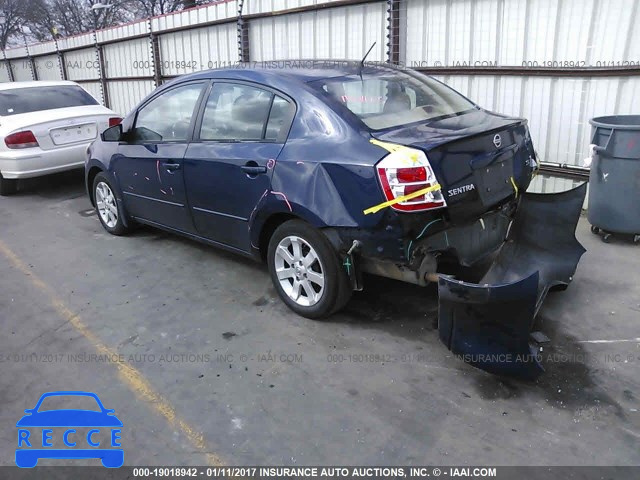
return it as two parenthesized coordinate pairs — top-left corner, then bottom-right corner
(93, 172), (129, 235)
(267, 220), (352, 319)
(0, 174), (17, 196)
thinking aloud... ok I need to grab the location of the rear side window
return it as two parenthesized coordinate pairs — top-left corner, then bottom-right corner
(265, 96), (293, 141)
(199, 83), (293, 142)
(0, 85), (98, 116)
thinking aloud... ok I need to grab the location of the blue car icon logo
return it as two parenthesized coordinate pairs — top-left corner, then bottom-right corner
(16, 391), (123, 468)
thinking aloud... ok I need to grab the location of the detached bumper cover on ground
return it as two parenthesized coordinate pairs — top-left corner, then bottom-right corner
(438, 183), (588, 378)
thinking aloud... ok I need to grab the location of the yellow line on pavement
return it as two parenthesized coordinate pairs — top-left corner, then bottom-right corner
(0, 240), (224, 467)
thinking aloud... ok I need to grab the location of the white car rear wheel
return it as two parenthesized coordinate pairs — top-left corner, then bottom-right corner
(0, 174), (17, 196)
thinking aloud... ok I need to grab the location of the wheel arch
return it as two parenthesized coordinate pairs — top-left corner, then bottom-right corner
(86, 165), (103, 206)
(257, 212), (299, 262)
(89, 168), (132, 230)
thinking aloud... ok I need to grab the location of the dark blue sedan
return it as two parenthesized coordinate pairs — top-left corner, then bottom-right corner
(86, 61), (586, 377)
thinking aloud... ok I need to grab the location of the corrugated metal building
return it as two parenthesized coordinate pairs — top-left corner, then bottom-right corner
(1, 0), (638, 194)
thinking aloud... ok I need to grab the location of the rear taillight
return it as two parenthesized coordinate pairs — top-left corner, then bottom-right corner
(376, 147), (446, 212)
(108, 117), (122, 127)
(5, 130), (39, 149)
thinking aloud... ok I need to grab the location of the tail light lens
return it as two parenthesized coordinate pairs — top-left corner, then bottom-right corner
(5, 130), (39, 149)
(376, 147), (446, 212)
(108, 117), (123, 127)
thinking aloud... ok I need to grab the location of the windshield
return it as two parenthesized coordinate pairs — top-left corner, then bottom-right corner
(312, 70), (477, 130)
(36, 394), (102, 412)
(0, 85), (98, 116)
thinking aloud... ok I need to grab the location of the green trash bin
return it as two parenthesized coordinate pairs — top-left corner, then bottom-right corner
(588, 115), (640, 244)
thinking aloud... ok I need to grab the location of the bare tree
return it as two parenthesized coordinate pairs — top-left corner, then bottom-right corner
(16, 0), (63, 43)
(1, 0), (212, 47)
(26, 0), (133, 38)
(129, 0), (208, 17)
(0, 0), (41, 49)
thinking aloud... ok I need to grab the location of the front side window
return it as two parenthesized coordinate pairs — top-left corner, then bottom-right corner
(0, 85), (98, 116)
(311, 71), (477, 130)
(132, 83), (204, 143)
(199, 83), (292, 142)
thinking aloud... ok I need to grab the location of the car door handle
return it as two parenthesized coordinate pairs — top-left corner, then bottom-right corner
(164, 162), (181, 172)
(241, 165), (267, 175)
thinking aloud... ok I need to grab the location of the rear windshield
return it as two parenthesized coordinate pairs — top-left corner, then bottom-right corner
(311, 71), (476, 130)
(0, 85), (98, 116)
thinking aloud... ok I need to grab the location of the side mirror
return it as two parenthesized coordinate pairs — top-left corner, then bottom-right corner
(102, 124), (123, 142)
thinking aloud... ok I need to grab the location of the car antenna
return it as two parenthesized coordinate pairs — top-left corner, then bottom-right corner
(358, 42), (376, 80)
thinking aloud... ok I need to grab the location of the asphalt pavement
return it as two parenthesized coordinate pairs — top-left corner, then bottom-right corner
(0, 170), (638, 467)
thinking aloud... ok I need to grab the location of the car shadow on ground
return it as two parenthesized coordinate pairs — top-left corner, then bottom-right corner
(11, 168), (86, 200)
(331, 257), (496, 334)
(341, 275), (438, 328)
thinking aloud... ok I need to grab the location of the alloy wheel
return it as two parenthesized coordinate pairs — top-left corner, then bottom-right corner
(95, 181), (118, 229)
(274, 235), (325, 307)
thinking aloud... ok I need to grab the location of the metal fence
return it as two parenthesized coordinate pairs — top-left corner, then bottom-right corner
(1, 0), (639, 193)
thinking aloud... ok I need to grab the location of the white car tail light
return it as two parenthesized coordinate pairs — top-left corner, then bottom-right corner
(376, 146), (446, 212)
(109, 117), (123, 127)
(5, 130), (39, 149)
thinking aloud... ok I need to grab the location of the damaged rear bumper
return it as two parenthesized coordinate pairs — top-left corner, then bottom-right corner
(437, 183), (587, 378)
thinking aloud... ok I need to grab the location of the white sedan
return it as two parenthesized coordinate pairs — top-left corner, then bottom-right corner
(0, 80), (120, 195)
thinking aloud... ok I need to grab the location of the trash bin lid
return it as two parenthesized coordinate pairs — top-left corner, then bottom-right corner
(589, 115), (640, 130)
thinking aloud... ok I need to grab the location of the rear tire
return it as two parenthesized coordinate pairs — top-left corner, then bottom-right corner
(267, 220), (352, 319)
(0, 174), (17, 196)
(93, 172), (129, 236)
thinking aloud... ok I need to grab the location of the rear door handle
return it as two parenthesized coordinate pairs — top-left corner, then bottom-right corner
(164, 161), (181, 172)
(241, 165), (267, 175)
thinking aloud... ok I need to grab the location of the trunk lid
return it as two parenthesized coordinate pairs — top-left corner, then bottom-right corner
(372, 109), (537, 221)
(1, 105), (114, 151)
